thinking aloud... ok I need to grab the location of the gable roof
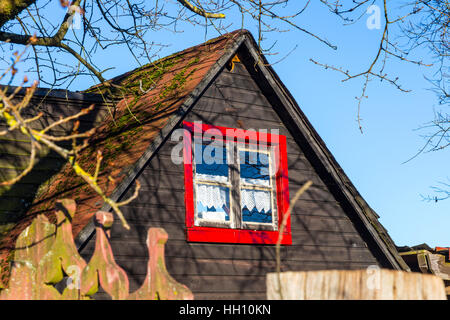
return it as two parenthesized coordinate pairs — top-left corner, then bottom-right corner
(0, 29), (408, 286)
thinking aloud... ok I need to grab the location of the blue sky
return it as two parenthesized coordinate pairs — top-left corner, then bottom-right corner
(5, 1), (449, 247)
(264, 3), (450, 248)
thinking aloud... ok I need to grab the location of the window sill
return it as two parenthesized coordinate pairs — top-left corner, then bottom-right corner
(187, 226), (292, 245)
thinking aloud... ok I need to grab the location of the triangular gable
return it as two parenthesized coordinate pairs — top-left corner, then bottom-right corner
(0, 30), (409, 286)
(80, 30), (408, 270)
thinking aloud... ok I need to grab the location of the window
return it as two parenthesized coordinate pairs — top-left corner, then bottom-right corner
(183, 121), (291, 245)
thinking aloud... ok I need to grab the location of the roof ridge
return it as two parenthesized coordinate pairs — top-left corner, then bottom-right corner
(85, 29), (250, 94)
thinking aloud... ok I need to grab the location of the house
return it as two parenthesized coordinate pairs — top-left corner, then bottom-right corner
(0, 30), (410, 299)
(398, 245), (450, 298)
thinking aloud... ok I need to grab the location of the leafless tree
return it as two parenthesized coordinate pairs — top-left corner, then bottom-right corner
(315, 1), (448, 131)
(0, 45), (142, 228)
(0, 1), (333, 228)
(1, 1), (445, 125)
(312, 1), (448, 200)
(0, 0), (449, 224)
(0, 1), (334, 87)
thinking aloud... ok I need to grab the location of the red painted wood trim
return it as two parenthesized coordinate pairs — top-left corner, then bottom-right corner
(187, 227), (292, 245)
(278, 135), (291, 235)
(183, 121), (283, 144)
(183, 127), (195, 229)
(183, 121), (291, 245)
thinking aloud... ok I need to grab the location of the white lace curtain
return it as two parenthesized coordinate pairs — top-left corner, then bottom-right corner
(196, 184), (229, 210)
(196, 184), (271, 213)
(241, 189), (271, 213)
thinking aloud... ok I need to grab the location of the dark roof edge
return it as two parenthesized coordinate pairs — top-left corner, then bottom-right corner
(1, 85), (108, 103)
(84, 29), (252, 94)
(239, 35), (410, 271)
(75, 32), (248, 251)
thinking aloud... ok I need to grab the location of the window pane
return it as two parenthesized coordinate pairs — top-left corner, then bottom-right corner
(241, 188), (272, 223)
(196, 183), (231, 222)
(195, 143), (228, 183)
(239, 150), (270, 187)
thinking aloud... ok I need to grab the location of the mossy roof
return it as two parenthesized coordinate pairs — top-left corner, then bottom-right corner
(0, 29), (246, 286)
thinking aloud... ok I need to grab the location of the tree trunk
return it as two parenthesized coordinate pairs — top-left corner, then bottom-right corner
(267, 269), (447, 300)
(0, 0), (37, 29)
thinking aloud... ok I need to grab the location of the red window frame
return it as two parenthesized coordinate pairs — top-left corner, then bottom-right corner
(183, 121), (291, 245)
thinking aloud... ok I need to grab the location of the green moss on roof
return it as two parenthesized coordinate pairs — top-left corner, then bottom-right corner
(84, 53), (181, 98)
(0, 29), (246, 288)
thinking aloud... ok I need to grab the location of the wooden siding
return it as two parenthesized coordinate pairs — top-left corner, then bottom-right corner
(80, 62), (380, 300)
